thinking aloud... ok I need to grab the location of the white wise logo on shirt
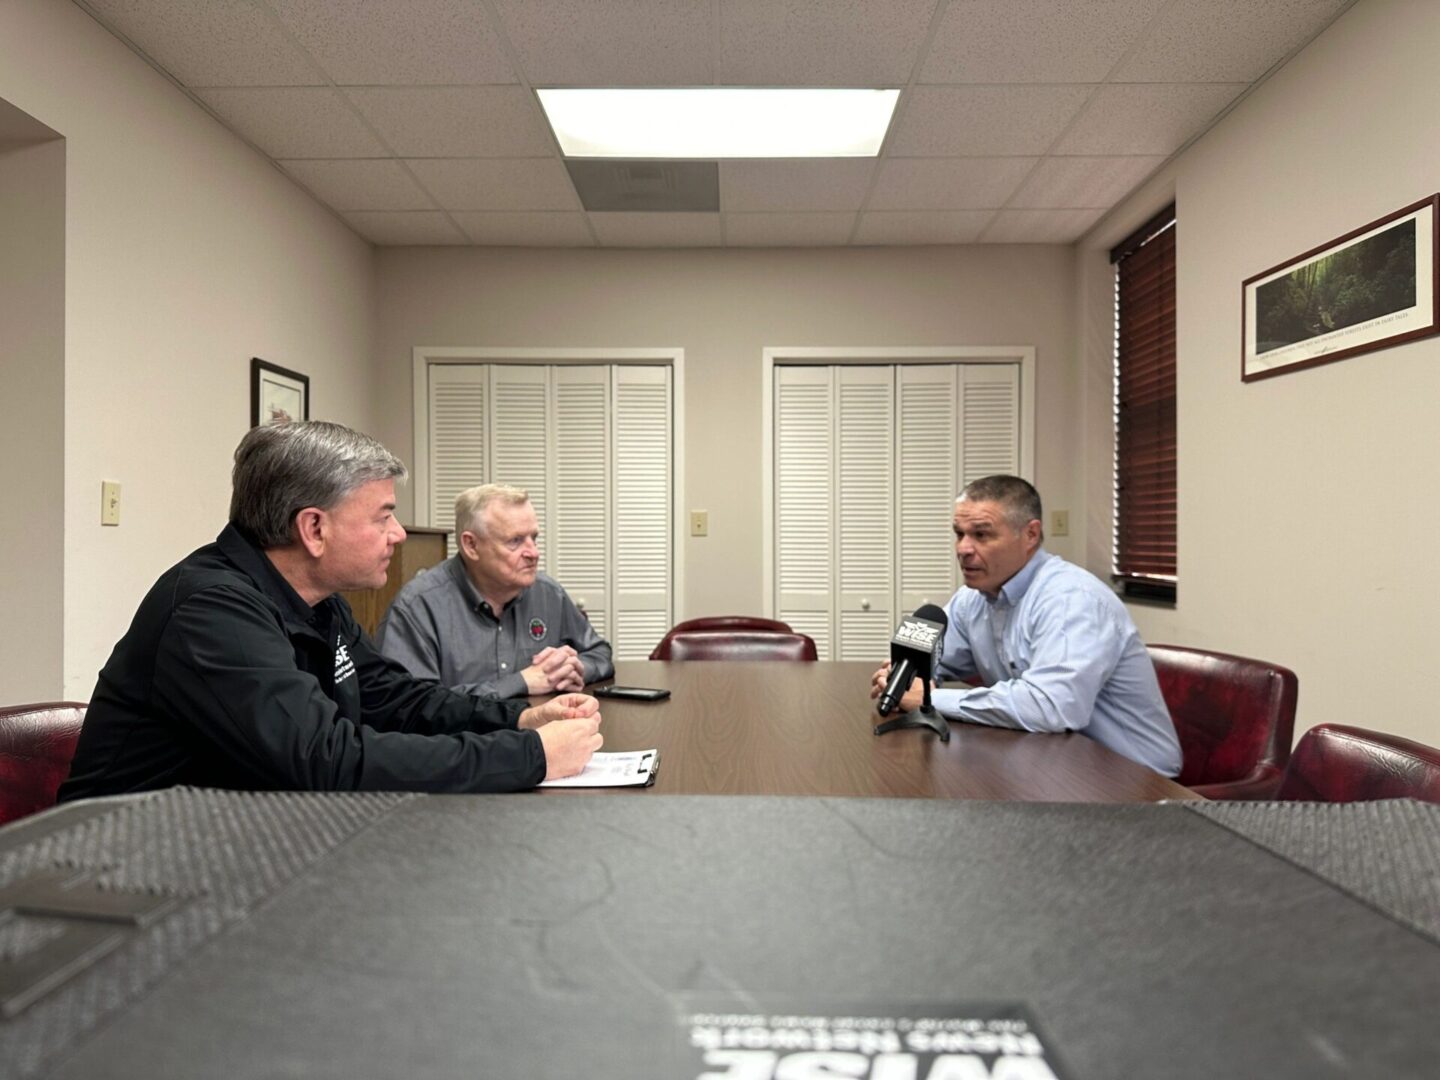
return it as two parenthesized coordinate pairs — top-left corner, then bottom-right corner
(334, 643), (357, 686)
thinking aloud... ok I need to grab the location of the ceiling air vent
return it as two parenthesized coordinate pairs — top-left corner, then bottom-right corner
(565, 159), (719, 212)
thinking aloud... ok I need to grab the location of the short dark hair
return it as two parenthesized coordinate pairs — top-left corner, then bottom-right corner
(230, 421), (408, 548)
(958, 475), (1043, 533)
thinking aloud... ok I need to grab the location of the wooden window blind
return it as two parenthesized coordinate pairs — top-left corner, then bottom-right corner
(1112, 204), (1177, 601)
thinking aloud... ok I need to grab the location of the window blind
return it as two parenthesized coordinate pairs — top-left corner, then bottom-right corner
(1112, 204), (1177, 600)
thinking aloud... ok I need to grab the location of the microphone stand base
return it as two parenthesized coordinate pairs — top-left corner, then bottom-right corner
(874, 707), (950, 742)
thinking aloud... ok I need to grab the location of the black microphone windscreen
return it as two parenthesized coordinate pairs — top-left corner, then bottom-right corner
(913, 603), (948, 632)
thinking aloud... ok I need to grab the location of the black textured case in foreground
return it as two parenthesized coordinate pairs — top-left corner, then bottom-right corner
(1, 790), (1437, 1078)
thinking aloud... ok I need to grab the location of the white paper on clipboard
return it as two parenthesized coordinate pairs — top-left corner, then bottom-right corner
(537, 749), (660, 788)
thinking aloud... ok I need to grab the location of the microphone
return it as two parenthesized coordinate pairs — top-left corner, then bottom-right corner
(876, 604), (949, 716)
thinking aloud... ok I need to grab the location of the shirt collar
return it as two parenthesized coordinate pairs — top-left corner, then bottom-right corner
(991, 547), (1050, 608)
(446, 553), (485, 612)
(448, 554), (529, 616)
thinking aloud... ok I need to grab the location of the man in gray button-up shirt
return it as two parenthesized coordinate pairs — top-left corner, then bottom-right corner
(377, 484), (613, 701)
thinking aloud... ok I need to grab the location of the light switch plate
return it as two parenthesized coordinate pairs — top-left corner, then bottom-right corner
(101, 481), (121, 526)
(1051, 510), (1069, 537)
(690, 510), (708, 537)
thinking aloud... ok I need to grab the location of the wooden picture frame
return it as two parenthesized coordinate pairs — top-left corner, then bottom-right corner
(1242, 195), (1439, 382)
(251, 357), (310, 426)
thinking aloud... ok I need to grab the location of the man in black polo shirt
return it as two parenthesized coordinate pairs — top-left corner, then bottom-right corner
(60, 421), (602, 800)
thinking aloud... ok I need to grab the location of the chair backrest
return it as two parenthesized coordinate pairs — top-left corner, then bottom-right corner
(1277, 723), (1440, 803)
(0, 701), (87, 826)
(659, 630), (818, 662)
(649, 617), (794, 660)
(1148, 644), (1297, 800)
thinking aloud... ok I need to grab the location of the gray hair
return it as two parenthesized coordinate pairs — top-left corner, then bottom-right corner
(230, 421), (408, 547)
(455, 483), (530, 537)
(957, 475), (1043, 533)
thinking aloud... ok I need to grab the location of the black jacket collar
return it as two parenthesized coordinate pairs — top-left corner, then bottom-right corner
(216, 523), (332, 636)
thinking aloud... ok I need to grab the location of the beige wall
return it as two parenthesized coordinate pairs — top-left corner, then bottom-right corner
(12, 0), (1427, 756)
(0, 0), (377, 699)
(0, 129), (65, 702)
(1080, 0), (1440, 748)
(374, 245), (1078, 619)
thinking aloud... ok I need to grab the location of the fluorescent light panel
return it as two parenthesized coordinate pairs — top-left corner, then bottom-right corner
(537, 88), (900, 158)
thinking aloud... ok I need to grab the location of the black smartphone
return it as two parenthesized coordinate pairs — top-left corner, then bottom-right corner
(590, 685), (671, 702)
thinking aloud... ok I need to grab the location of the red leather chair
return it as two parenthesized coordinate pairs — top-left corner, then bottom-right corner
(1277, 724), (1440, 803)
(649, 617), (794, 660)
(657, 630), (818, 662)
(0, 701), (87, 826)
(1148, 645), (1297, 800)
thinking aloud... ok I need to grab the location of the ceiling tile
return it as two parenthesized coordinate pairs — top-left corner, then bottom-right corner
(981, 208), (1106, 243)
(269, 0), (516, 85)
(724, 213), (857, 247)
(345, 87), (553, 157)
(590, 213), (723, 248)
(279, 159), (434, 211)
(195, 88), (385, 157)
(567, 160), (718, 212)
(490, 0), (713, 86)
(888, 85), (1093, 156)
(869, 157), (1037, 210)
(720, 160), (875, 213)
(1115, 0), (1352, 83)
(82, 0), (1346, 250)
(853, 211), (993, 245)
(408, 159), (579, 211)
(1009, 156), (1167, 208)
(920, 0), (1169, 84)
(344, 211), (467, 245)
(1054, 83), (1245, 155)
(81, 0), (320, 86)
(452, 212), (595, 246)
(718, 0), (936, 86)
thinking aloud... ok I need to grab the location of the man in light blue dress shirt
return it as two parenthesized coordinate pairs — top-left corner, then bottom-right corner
(870, 475), (1182, 776)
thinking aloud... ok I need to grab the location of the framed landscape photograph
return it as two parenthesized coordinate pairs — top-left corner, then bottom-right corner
(250, 357), (310, 426)
(1242, 195), (1439, 382)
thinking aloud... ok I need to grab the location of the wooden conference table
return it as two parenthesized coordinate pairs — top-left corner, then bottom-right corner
(559, 660), (1195, 802)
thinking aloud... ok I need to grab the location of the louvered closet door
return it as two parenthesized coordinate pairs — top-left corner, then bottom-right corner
(774, 366), (834, 659)
(611, 365), (672, 660)
(836, 366), (895, 660)
(896, 364), (959, 617)
(959, 364), (1021, 483)
(489, 366), (551, 569)
(428, 365), (488, 557)
(774, 361), (1025, 659)
(550, 366), (611, 641)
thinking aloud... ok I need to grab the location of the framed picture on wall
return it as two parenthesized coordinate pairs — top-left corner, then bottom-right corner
(251, 357), (310, 426)
(1242, 195), (1440, 382)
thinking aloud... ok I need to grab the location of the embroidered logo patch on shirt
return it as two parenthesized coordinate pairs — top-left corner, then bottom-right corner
(334, 643), (357, 686)
(528, 617), (547, 642)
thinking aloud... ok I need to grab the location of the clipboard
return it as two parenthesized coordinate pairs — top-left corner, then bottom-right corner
(537, 749), (660, 788)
